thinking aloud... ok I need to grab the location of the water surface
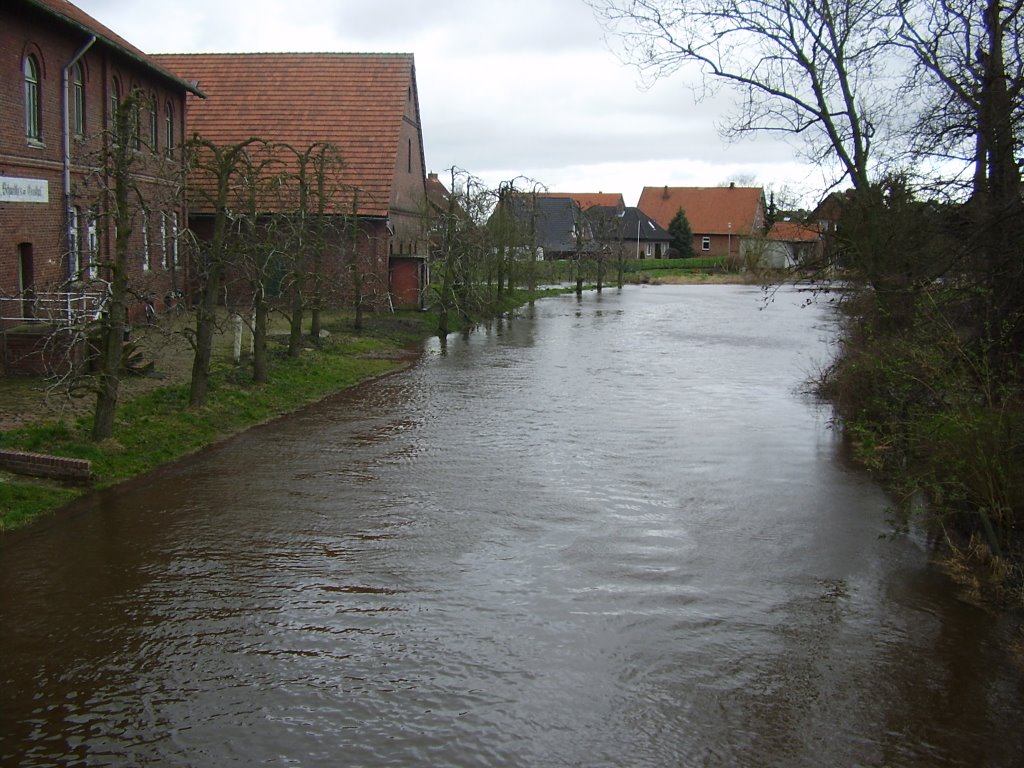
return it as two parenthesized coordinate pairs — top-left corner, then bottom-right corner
(2, 285), (1021, 767)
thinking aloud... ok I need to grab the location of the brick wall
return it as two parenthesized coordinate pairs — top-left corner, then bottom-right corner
(2, 2), (191, 332)
(0, 448), (91, 484)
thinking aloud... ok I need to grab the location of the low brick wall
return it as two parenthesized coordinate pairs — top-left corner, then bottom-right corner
(0, 449), (92, 484)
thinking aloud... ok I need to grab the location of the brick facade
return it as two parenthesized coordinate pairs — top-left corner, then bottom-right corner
(1, 1), (195, 340)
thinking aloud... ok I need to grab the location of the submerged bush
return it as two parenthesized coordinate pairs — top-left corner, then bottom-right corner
(819, 281), (1024, 604)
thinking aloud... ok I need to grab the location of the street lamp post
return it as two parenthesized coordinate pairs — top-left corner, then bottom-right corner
(727, 222), (732, 260)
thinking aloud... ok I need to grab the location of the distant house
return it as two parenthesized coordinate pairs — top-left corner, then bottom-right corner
(586, 206), (672, 260)
(2, 0), (199, 373)
(809, 190), (853, 267)
(638, 184), (767, 260)
(762, 220), (822, 268)
(494, 195), (595, 260)
(154, 52), (429, 310)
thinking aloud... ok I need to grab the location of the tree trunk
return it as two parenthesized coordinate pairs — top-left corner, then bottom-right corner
(253, 292), (269, 384)
(189, 267), (220, 407)
(91, 300), (124, 440)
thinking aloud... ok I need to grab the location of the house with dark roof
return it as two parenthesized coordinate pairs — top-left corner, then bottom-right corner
(2, 0), (200, 372)
(494, 195), (596, 261)
(544, 192), (626, 215)
(586, 206), (672, 260)
(638, 184), (767, 261)
(809, 189), (854, 267)
(154, 52), (429, 310)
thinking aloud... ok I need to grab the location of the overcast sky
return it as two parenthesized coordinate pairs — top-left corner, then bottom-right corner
(75, 0), (828, 206)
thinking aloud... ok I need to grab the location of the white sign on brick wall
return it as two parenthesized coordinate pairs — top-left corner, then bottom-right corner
(0, 176), (49, 203)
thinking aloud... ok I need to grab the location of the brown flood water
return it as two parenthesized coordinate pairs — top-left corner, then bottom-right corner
(2, 285), (1022, 767)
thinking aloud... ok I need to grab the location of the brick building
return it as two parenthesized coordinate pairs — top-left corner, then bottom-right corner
(154, 52), (430, 311)
(638, 184), (767, 260)
(1, 0), (200, 344)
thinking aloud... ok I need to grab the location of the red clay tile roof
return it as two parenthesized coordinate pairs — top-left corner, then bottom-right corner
(768, 221), (821, 242)
(543, 192), (625, 211)
(638, 186), (766, 235)
(22, 0), (202, 95)
(153, 52), (419, 218)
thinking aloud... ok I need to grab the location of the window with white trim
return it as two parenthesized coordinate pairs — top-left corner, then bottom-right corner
(69, 207), (81, 279)
(149, 93), (159, 154)
(141, 211), (150, 271)
(165, 102), (174, 158)
(160, 212), (168, 268)
(110, 76), (121, 135)
(24, 54), (42, 142)
(701, 236), (711, 251)
(86, 212), (99, 279)
(72, 62), (85, 136)
(169, 212), (179, 266)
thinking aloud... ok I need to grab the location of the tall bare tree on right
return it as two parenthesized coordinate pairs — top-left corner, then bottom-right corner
(896, 0), (1024, 368)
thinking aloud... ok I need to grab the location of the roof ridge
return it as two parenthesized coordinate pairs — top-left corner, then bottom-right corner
(153, 51), (414, 57)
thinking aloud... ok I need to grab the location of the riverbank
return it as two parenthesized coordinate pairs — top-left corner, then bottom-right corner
(1, 276), (768, 532)
(0, 308), (437, 531)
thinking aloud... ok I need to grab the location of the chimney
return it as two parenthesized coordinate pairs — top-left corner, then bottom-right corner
(663, 185), (669, 199)
(729, 182), (735, 189)
(428, 172), (438, 181)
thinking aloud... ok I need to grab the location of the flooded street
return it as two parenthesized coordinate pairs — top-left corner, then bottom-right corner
(2, 285), (1022, 766)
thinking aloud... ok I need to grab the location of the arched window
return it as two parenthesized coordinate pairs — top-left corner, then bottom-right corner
(72, 62), (85, 136)
(24, 54), (41, 141)
(164, 102), (174, 158)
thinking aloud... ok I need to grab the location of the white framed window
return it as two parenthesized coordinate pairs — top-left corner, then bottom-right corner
(160, 212), (168, 268)
(110, 76), (121, 135)
(133, 91), (142, 152)
(169, 212), (179, 266)
(149, 93), (159, 154)
(86, 212), (99, 279)
(72, 62), (86, 136)
(24, 54), (42, 142)
(165, 102), (174, 158)
(141, 211), (150, 271)
(701, 236), (711, 251)
(68, 207), (81, 279)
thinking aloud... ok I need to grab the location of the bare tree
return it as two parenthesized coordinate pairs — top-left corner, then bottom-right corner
(78, 89), (184, 439)
(896, 0), (1024, 359)
(185, 136), (264, 407)
(589, 0), (907, 191)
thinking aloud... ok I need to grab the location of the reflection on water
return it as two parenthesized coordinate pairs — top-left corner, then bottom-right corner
(2, 285), (1022, 767)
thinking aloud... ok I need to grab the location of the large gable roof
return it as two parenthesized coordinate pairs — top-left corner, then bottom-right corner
(638, 185), (765, 235)
(153, 52), (419, 218)
(501, 196), (589, 253)
(19, 0), (201, 96)
(587, 206), (671, 243)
